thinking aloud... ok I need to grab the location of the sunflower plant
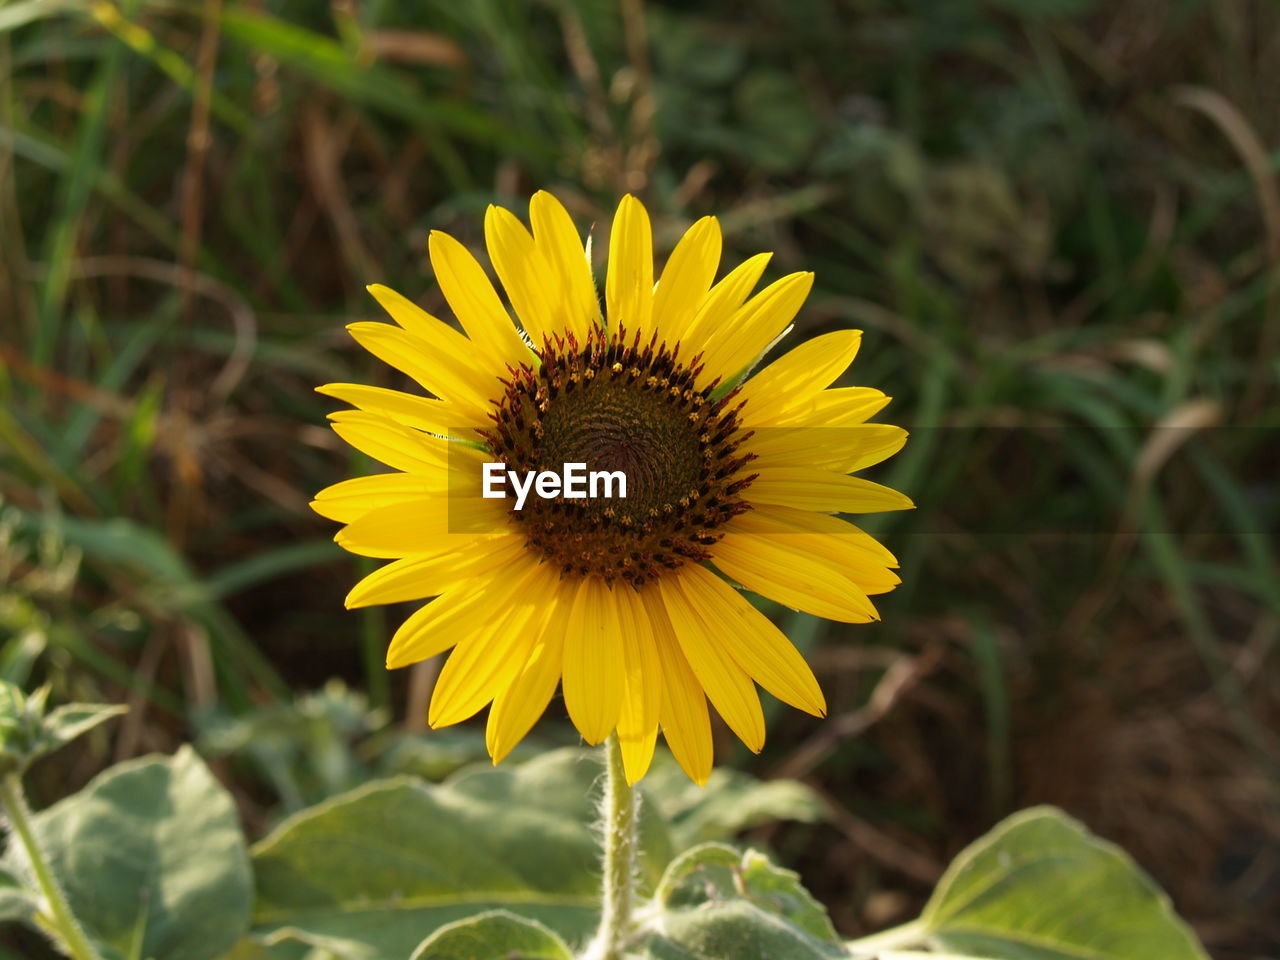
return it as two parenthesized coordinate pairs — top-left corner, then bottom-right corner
(0, 197), (1210, 960)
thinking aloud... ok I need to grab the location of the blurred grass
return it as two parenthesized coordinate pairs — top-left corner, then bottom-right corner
(1, 0), (1278, 956)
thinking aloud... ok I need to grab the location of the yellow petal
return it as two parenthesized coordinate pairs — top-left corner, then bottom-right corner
(653, 216), (721, 345)
(311, 473), (433, 524)
(675, 562), (827, 715)
(641, 588), (712, 786)
(486, 583), (574, 764)
(327, 411), (497, 516)
(562, 576), (624, 745)
(428, 558), (552, 727)
(364, 284), (495, 410)
(749, 467), (915, 514)
(366, 282), (473, 347)
(615, 586), (662, 784)
(386, 574), (500, 669)
(529, 190), (599, 343)
(698, 271), (813, 385)
(428, 230), (532, 367)
(328, 410), (451, 476)
(335, 495), (508, 559)
(485, 204), (558, 343)
(747, 423), (908, 474)
(345, 319), (493, 417)
(681, 252), (772, 358)
(660, 574), (766, 753)
(316, 383), (479, 439)
(737, 330), (861, 425)
(345, 536), (526, 608)
(711, 534), (878, 624)
(742, 504), (901, 563)
(606, 195), (654, 341)
(770, 386), (891, 428)
(725, 509), (900, 596)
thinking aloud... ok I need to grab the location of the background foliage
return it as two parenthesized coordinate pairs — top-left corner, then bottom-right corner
(1, 0), (1277, 957)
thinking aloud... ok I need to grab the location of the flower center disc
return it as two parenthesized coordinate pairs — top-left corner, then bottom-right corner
(482, 327), (757, 588)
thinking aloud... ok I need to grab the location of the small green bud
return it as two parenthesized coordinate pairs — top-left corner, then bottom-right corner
(0, 680), (126, 774)
(0, 682), (50, 774)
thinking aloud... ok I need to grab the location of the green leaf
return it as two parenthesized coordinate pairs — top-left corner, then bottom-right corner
(0, 682), (46, 772)
(0, 865), (35, 925)
(40, 702), (129, 756)
(216, 8), (540, 160)
(920, 806), (1209, 960)
(645, 759), (824, 848)
(409, 911), (573, 960)
(0, 680), (125, 772)
(199, 680), (384, 814)
(0, 0), (79, 34)
(649, 901), (847, 960)
(8, 746), (253, 960)
(9, 509), (287, 701)
(648, 843), (843, 959)
(373, 727), (540, 782)
(659, 843), (838, 941)
(250, 749), (673, 960)
(215, 937), (308, 960)
(445, 749), (673, 887)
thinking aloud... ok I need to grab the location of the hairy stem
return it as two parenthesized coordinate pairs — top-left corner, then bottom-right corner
(594, 734), (638, 960)
(1, 773), (102, 960)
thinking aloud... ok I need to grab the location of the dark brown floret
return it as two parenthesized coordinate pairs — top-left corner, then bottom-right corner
(477, 325), (757, 588)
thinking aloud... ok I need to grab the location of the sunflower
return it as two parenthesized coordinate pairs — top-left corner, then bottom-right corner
(311, 193), (911, 785)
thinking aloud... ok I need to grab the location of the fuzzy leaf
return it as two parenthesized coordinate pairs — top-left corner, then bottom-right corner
(7, 746), (252, 960)
(920, 806), (1209, 960)
(0, 680), (126, 772)
(409, 911), (573, 960)
(0, 866), (34, 925)
(39, 702), (129, 757)
(250, 748), (672, 960)
(645, 760), (824, 848)
(648, 843), (843, 959)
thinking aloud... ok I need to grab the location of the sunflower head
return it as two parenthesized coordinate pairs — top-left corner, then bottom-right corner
(313, 192), (912, 785)
(480, 325), (755, 587)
